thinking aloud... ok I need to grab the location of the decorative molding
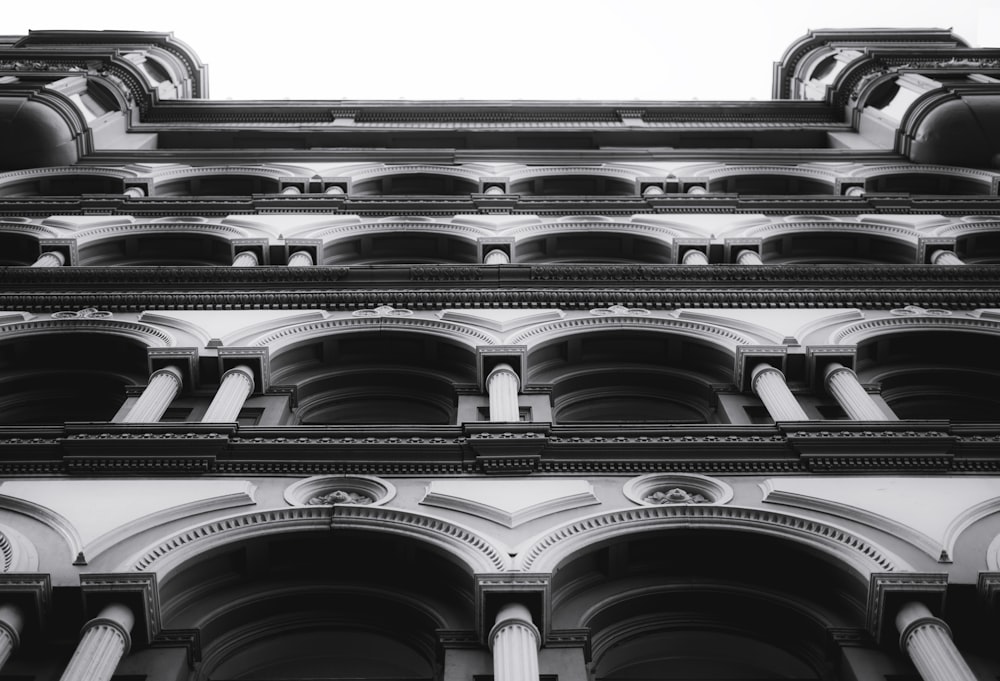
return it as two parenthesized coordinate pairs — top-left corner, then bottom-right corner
(50, 308), (113, 319)
(624, 473), (734, 506)
(283, 475), (395, 507)
(351, 304), (414, 318)
(589, 304), (651, 316)
(514, 505), (909, 575)
(123, 505), (509, 577)
(420, 479), (599, 528)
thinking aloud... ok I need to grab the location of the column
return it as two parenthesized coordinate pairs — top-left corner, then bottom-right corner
(896, 601), (977, 681)
(281, 186), (301, 195)
(232, 250), (259, 267)
(0, 604), (24, 671)
(824, 363), (894, 421)
(287, 250), (314, 267)
(123, 187), (145, 198)
(736, 249), (763, 265)
(489, 603), (540, 681)
(484, 185), (506, 195)
(59, 603), (134, 681)
(325, 185), (345, 194)
(682, 250), (709, 265)
(202, 365), (254, 422)
(751, 363), (808, 421)
(122, 366), (183, 423)
(30, 251), (65, 267)
(484, 249), (510, 265)
(930, 250), (965, 266)
(487, 363), (520, 422)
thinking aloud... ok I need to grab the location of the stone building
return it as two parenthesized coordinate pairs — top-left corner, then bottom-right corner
(0, 26), (999, 681)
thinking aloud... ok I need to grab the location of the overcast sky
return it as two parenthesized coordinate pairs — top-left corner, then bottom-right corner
(6, 0), (1000, 101)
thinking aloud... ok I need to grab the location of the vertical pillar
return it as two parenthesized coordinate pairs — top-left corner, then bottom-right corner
(682, 250), (709, 265)
(751, 363), (808, 421)
(0, 604), (24, 671)
(736, 249), (763, 265)
(325, 185), (345, 194)
(484, 249), (510, 265)
(489, 603), (540, 681)
(59, 603), (134, 681)
(202, 365), (254, 422)
(930, 250), (965, 266)
(30, 251), (65, 267)
(123, 187), (145, 198)
(484, 185), (506, 195)
(287, 250), (314, 267)
(232, 250), (259, 267)
(487, 363), (520, 422)
(122, 366), (183, 423)
(896, 601), (977, 681)
(281, 186), (301, 195)
(824, 363), (895, 420)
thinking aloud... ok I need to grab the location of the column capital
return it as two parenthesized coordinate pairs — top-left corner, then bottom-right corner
(896, 601), (951, 651)
(81, 603), (134, 657)
(219, 365), (255, 392)
(150, 365), (184, 389)
(487, 363), (520, 387)
(489, 602), (541, 652)
(751, 361), (785, 385)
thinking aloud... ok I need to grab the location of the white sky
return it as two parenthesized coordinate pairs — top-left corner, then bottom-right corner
(5, 0), (1000, 101)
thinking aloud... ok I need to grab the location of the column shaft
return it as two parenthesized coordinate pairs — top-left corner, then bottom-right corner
(931, 250), (965, 266)
(751, 363), (808, 421)
(30, 251), (65, 267)
(59, 603), (134, 681)
(896, 602), (977, 681)
(736, 249), (763, 265)
(287, 250), (314, 267)
(824, 363), (893, 420)
(202, 365), (255, 422)
(487, 364), (520, 422)
(232, 251), (259, 267)
(122, 366), (183, 423)
(490, 603), (540, 681)
(0, 604), (23, 671)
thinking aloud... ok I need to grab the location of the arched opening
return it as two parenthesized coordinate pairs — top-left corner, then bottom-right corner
(351, 173), (478, 196)
(78, 232), (234, 265)
(954, 228), (1000, 263)
(865, 173), (991, 195)
(509, 174), (635, 196)
(707, 174), (833, 195)
(516, 231), (672, 263)
(760, 230), (915, 264)
(0, 232), (42, 265)
(270, 329), (478, 425)
(0, 331), (148, 424)
(321, 231), (477, 265)
(856, 329), (1000, 421)
(526, 330), (733, 424)
(550, 529), (867, 681)
(156, 174), (282, 196)
(0, 173), (125, 196)
(158, 529), (475, 681)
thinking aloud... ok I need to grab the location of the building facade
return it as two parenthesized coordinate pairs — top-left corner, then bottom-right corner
(0, 26), (999, 681)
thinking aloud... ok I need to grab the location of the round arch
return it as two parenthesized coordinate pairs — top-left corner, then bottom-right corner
(0, 166), (136, 196)
(349, 164), (481, 196)
(848, 164), (997, 195)
(507, 165), (637, 196)
(75, 221), (249, 265)
(121, 504), (509, 578)
(933, 219), (1000, 263)
(741, 219), (919, 264)
(307, 220), (486, 265)
(512, 504), (909, 575)
(509, 221), (681, 263)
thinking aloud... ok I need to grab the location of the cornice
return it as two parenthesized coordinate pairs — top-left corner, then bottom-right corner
(0, 422), (998, 476)
(2, 264), (999, 311)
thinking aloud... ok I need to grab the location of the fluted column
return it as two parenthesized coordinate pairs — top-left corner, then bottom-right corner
(287, 250), (314, 267)
(281, 186), (301, 194)
(484, 249), (510, 265)
(59, 603), (134, 681)
(487, 363), (520, 422)
(232, 250), (259, 267)
(896, 601), (977, 681)
(202, 365), (254, 422)
(30, 251), (65, 267)
(0, 604), (24, 671)
(931, 250), (965, 266)
(122, 366), (183, 423)
(736, 249), (763, 265)
(682, 250), (709, 265)
(489, 603), (540, 681)
(824, 363), (894, 421)
(751, 363), (808, 421)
